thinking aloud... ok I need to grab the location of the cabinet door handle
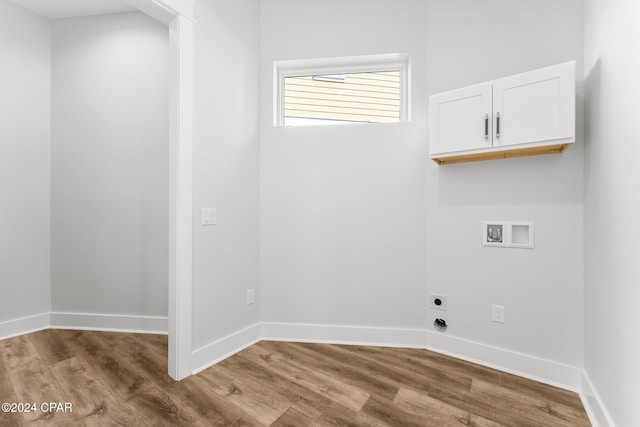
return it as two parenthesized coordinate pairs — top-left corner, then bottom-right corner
(496, 112), (501, 139)
(484, 114), (489, 141)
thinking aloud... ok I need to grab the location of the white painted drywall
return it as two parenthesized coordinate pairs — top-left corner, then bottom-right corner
(584, 0), (640, 424)
(191, 0), (260, 350)
(260, 0), (429, 328)
(260, 0), (585, 367)
(12, 0), (134, 19)
(425, 0), (585, 367)
(0, 0), (51, 322)
(51, 12), (169, 317)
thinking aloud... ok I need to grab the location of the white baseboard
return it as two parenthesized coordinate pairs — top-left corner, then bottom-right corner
(261, 321), (427, 348)
(580, 370), (614, 427)
(423, 329), (583, 391)
(261, 321), (582, 391)
(190, 322), (261, 375)
(50, 312), (168, 334)
(0, 313), (50, 340)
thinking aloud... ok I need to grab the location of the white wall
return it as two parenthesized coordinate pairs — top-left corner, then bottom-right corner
(425, 0), (585, 367)
(191, 0), (261, 350)
(260, 0), (429, 329)
(584, 0), (640, 424)
(0, 0), (51, 323)
(260, 0), (585, 368)
(51, 12), (169, 318)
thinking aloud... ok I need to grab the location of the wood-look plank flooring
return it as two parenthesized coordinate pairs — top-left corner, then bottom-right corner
(0, 330), (591, 426)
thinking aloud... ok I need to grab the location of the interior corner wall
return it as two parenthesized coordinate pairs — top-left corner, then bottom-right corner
(260, 0), (586, 371)
(259, 0), (429, 329)
(584, 0), (640, 425)
(0, 0), (51, 324)
(50, 12), (169, 319)
(191, 0), (261, 351)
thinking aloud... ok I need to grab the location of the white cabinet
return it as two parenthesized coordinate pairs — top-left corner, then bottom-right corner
(429, 61), (575, 164)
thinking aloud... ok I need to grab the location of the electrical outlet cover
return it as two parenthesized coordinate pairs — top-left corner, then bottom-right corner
(430, 294), (447, 311)
(201, 208), (217, 225)
(492, 305), (505, 323)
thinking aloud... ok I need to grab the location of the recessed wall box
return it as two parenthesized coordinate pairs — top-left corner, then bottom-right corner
(483, 221), (534, 249)
(509, 222), (534, 248)
(483, 221), (507, 247)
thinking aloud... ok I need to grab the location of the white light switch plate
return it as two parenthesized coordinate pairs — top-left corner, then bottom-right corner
(201, 208), (217, 225)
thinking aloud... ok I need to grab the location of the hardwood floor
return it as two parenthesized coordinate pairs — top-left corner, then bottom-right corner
(0, 330), (591, 426)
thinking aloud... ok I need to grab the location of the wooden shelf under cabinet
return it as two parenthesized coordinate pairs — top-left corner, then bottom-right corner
(431, 143), (570, 165)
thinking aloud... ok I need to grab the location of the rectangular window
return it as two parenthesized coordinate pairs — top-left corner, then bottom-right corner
(275, 54), (410, 127)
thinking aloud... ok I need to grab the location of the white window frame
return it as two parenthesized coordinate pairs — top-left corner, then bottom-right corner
(274, 53), (411, 127)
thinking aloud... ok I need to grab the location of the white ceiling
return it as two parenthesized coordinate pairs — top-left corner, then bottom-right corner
(12, 0), (136, 19)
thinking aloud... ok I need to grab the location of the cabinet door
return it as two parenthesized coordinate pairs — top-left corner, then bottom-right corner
(492, 61), (575, 147)
(429, 83), (493, 154)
